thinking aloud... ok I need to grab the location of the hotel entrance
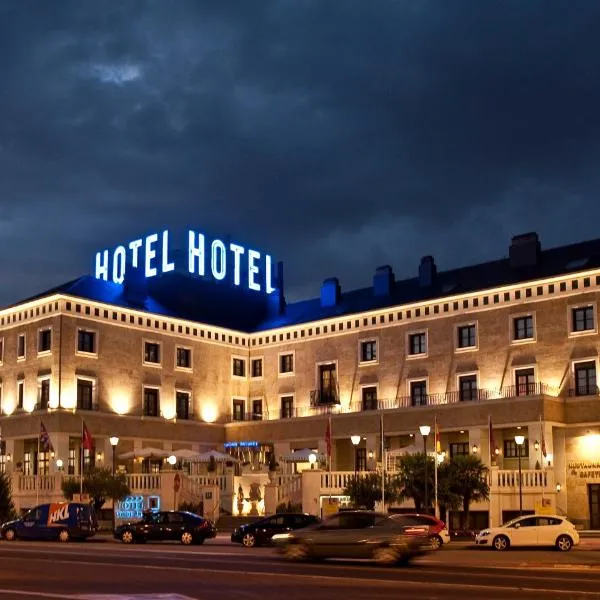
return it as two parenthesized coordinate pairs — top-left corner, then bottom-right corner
(589, 484), (600, 529)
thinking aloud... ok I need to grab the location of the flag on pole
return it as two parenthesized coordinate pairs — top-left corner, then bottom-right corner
(435, 417), (441, 453)
(488, 416), (496, 463)
(82, 421), (94, 451)
(540, 414), (547, 458)
(39, 421), (54, 453)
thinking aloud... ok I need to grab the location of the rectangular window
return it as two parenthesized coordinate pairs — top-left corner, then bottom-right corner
(574, 361), (597, 396)
(251, 399), (263, 421)
(515, 368), (535, 396)
(408, 333), (426, 355)
(0, 337), (3, 364)
(360, 341), (377, 362)
(458, 375), (478, 402)
(38, 379), (50, 410)
(176, 391), (190, 420)
(504, 439), (529, 458)
(38, 329), (52, 353)
(144, 342), (161, 364)
(68, 448), (76, 475)
(17, 380), (24, 409)
(17, 334), (26, 359)
(251, 358), (263, 378)
(143, 388), (159, 417)
(37, 451), (50, 476)
(23, 452), (32, 476)
(410, 380), (427, 406)
(513, 316), (534, 340)
(232, 358), (246, 378)
(77, 379), (94, 410)
(449, 442), (469, 458)
(355, 448), (367, 472)
(280, 353), (294, 374)
(77, 330), (96, 354)
(362, 386), (378, 410)
(83, 447), (95, 471)
(573, 306), (595, 332)
(176, 347), (191, 369)
(281, 396), (294, 419)
(232, 399), (245, 421)
(457, 325), (476, 349)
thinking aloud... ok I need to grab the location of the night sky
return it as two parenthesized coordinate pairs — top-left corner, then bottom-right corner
(2, 1), (600, 307)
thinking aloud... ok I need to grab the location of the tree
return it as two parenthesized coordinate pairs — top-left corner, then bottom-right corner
(343, 472), (398, 510)
(394, 453), (435, 512)
(436, 460), (461, 519)
(0, 472), (17, 523)
(445, 455), (489, 531)
(62, 467), (131, 512)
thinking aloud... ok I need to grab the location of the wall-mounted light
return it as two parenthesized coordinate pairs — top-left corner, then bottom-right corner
(494, 447), (501, 456)
(167, 454), (177, 466)
(56, 459), (64, 470)
(368, 450), (374, 460)
(472, 444), (479, 454)
(308, 453), (317, 469)
(546, 453), (553, 467)
(556, 483), (562, 493)
(534, 440), (540, 451)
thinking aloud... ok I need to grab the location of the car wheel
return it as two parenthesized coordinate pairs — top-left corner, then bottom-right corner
(121, 530), (134, 544)
(556, 535), (573, 552)
(58, 529), (70, 543)
(181, 531), (194, 545)
(242, 533), (256, 548)
(430, 535), (443, 550)
(3, 528), (16, 541)
(492, 535), (509, 551)
(373, 545), (400, 566)
(285, 542), (310, 561)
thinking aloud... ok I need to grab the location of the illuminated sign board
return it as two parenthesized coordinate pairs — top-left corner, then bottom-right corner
(94, 229), (276, 294)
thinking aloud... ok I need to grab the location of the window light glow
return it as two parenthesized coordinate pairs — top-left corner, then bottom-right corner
(200, 402), (218, 424)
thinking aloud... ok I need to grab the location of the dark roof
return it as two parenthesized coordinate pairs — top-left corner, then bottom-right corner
(9, 235), (600, 333)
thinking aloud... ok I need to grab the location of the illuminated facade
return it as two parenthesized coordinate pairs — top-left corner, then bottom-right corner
(1, 231), (600, 528)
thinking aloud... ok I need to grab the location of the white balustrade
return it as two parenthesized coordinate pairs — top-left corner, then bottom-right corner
(494, 469), (552, 490)
(126, 473), (161, 492)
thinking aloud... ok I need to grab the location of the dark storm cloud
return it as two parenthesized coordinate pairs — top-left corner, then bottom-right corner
(2, 1), (600, 306)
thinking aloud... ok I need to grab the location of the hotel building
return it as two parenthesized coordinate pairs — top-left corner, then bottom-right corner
(0, 231), (599, 529)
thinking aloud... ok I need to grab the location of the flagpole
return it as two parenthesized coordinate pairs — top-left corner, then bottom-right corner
(80, 418), (84, 496)
(540, 414), (545, 505)
(36, 418), (41, 505)
(380, 413), (385, 512)
(434, 416), (438, 519)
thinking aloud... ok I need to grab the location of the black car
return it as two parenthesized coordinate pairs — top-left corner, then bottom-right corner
(231, 513), (319, 547)
(114, 510), (217, 545)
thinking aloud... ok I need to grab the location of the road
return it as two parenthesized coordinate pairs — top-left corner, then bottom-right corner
(0, 537), (599, 599)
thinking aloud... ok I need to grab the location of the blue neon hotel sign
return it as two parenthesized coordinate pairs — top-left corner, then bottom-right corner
(94, 229), (276, 294)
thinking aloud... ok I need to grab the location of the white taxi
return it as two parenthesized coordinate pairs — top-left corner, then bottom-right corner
(475, 514), (579, 551)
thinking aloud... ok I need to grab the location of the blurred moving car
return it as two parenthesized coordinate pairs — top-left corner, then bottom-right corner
(475, 514), (579, 551)
(391, 513), (451, 549)
(231, 513), (319, 547)
(1, 502), (97, 542)
(272, 510), (433, 565)
(114, 510), (217, 545)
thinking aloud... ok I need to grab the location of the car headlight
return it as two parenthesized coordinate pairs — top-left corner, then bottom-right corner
(272, 533), (291, 541)
(479, 530), (490, 537)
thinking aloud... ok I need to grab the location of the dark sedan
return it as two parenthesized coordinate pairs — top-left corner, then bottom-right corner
(115, 510), (217, 545)
(231, 513), (319, 547)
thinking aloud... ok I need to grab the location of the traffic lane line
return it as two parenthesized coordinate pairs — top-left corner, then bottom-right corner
(1, 555), (599, 598)
(2, 547), (600, 588)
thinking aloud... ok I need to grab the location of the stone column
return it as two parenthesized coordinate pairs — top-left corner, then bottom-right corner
(301, 469), (322, 517)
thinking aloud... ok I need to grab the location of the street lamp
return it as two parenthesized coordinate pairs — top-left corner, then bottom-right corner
(167, 454), (177, 467)
(109, 437), (119, 476)
(109, 436), (119, 534)
(56, 459), (64, 471)
(351, 435), (361, 479)
(515, 435), (525, 515)
(308, 453), (317, 470)
(419, 425), (431, 513)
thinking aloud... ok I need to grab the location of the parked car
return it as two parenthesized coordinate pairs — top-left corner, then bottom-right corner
(475, 514), (579, 551)
(231, 513), (319, 547)
(1, 502), (97, 542)
(114, 510), (217, 545)
(391, 513), (451, 549)
(272, 510), (433, 565)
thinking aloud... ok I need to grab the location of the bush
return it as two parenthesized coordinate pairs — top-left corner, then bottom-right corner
(179, 501), (204, 516)
(0, 472), (17, 524)
(276, 501), (302, 513)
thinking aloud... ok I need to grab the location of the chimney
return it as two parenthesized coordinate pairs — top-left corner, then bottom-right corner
(373, 265), (395, 296)
(419, 255), (437, 288)
(509, 232), (541, 268)
(320, 277), (341, 307)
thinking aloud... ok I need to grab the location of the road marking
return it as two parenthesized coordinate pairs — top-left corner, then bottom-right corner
(5, 556), (600, 596)
(0, 593), (199, 600)
(0, 590), (78, 599)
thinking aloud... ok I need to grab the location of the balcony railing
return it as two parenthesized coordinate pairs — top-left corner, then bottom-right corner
(310, 389), (340, 407)
(568, 386), (600, 397)
(494, 469), (551, 489)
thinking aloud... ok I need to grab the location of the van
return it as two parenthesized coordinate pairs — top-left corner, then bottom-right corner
(1, 502), (97, 542)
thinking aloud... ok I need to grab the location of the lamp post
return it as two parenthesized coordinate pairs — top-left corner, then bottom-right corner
(515, 435), (525, 515)
(419, 425), (431, 513)
(109, 437), (119, 533)
(308, 453), (317, 470)
(351, 435), (361, 479)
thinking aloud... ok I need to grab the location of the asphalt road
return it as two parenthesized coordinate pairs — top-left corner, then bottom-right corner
(0, 538), (599, 600)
